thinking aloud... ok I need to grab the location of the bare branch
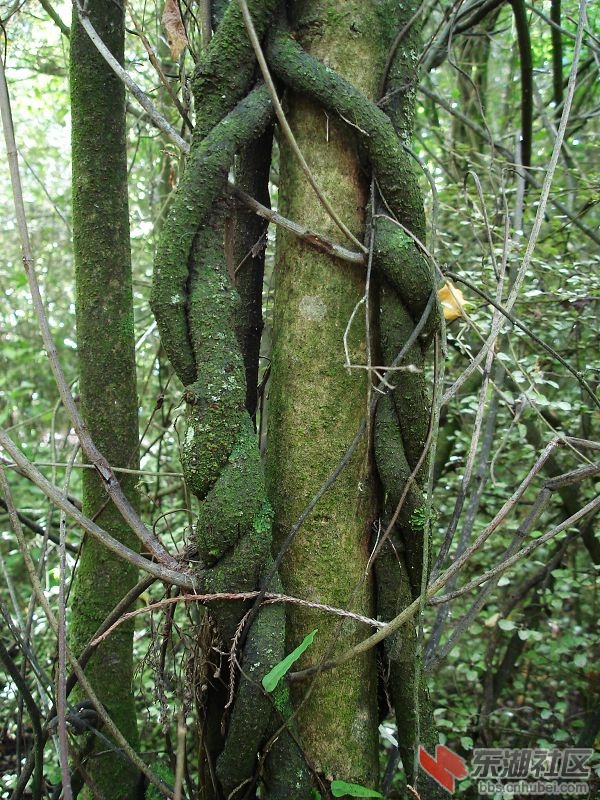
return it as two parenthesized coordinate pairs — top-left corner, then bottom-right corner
(0, 51), (178, 569)
(0, 429), (192, 588)
(73, 0), (187, 152)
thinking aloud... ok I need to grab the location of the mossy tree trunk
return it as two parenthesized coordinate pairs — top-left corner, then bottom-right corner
(147, 0), (440, 793)
(69, 0), (141, 796)
(266, 0), (404, 786)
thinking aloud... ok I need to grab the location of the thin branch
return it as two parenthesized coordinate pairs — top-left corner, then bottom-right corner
(91, 591), (385, 646)
(431, 488), (600, 605)
(73, 0), (187, 152)
(38, 0), (70, 37)
(0, 51), (177, 569)
(237, 0), (368, 253)
(56, 446), (79, 800)
(0, 430), (192, 588)
(1, 460), (184, 478)
(230, 184), (364, 264)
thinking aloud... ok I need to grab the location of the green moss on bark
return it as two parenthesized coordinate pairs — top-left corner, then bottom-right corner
(267, 26), (428, 239)
(151, 11), (312, 793)
(266, 2), (443, 792)
(264, 1), (412, 786)
(191, 0), (279, 141)
(151, 86), (274, 387)
(69, 0), (140, 796)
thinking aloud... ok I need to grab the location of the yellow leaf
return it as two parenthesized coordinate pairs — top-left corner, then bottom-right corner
(438, 281), (468, 322)
(162, 0), (188, 61)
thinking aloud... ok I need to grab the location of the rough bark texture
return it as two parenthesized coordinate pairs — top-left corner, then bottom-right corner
(150, 0), (442, 793)
(232, 131), (273, 422)
(69, 0), (140, 796)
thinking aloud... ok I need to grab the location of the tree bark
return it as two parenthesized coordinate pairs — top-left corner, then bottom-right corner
(265, 0), (404, 787)
(69, 0), (141, 795)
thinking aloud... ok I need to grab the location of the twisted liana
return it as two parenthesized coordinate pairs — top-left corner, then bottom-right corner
(151, 1), (441, 793)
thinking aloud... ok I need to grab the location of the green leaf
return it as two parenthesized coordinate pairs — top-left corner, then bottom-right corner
(330, 780), (383, 798)
(261, 629), (317, 692)
(498, 619), (516, 631)
(555, 401), (572, 412)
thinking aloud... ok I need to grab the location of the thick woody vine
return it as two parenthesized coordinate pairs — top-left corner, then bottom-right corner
(151, 0), (440, 795)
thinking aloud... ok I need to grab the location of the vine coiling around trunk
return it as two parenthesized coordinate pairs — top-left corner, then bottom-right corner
(152, 0), (440, 795)
(151, 3), (309, 798)
(267, 26), (442, 780)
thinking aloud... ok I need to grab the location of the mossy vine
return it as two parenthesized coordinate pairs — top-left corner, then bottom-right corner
(152, 0), (441, 795)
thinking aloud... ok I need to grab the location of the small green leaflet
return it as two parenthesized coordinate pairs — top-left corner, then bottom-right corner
(261, 629), (318, 692)
(330, 780), (383, 798)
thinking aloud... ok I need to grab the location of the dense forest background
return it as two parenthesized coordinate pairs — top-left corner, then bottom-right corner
(0, 0), (598, 798)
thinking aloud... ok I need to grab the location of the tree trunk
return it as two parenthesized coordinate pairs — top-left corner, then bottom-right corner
(69, 0), (141, 795)
(265, 0), (403, 786)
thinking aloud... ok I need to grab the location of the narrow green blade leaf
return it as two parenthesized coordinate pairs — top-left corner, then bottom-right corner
(261, 629), (318, 692)
(330, 780), (383, 798)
